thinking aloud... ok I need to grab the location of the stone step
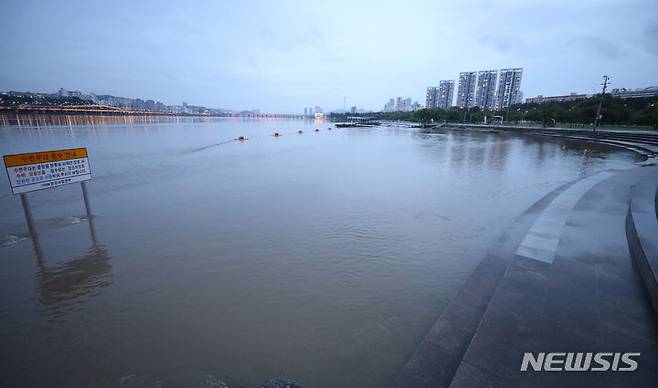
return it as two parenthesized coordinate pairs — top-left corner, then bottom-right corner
(392, 166), (658, 387)
(626, 171), (658, 318)
(390, 176), (599, 387)
(448, 166), (658, 387)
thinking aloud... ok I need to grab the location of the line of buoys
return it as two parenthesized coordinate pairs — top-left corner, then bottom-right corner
(224, 126), (339, 147)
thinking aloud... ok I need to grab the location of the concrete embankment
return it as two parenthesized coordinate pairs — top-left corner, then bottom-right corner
(440, 124), (658, 161)
(626, 175), (658, 318)
(393, 127), (658, 388)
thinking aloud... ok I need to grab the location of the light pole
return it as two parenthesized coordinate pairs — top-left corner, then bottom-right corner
(593, 75), (610, 132)
(505, 95), (511, 123)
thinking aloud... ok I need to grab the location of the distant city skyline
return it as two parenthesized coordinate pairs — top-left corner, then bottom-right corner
(1, 0), (657, 112)
(383, 96), (421, 112)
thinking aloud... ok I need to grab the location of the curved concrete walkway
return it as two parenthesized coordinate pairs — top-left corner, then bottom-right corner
(627, 174), (658, 317)
(516, 171), (615, 264)
(447, 124), (658, 161)
(393, 160), (658, 387)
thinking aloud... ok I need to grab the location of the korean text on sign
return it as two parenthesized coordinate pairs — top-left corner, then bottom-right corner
(3, 148), (92, 195)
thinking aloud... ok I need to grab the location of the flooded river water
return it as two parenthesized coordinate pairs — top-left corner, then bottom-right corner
(0, 117), (639, 387)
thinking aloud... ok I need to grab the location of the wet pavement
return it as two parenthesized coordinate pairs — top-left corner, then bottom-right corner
(394, 164), (658, 387)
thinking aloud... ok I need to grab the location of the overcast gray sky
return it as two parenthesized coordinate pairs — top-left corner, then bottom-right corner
(1, 0), (657, 112)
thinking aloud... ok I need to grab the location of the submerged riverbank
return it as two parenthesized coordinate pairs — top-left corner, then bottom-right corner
(0, 120), (641, 387)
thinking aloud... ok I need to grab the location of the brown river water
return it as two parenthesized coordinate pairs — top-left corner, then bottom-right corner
(0, 116), (639, 387)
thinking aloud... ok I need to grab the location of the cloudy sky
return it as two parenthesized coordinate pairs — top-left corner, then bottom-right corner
(1, 0), (656, 112)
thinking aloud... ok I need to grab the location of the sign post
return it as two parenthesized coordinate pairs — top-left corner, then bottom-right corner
(81, 180), (92, 219)
(3, 147), (93, 236)
(19, 193), (37, 237)
(80, 179), (97, 245)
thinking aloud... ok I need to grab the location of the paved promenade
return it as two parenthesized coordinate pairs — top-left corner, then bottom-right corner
(448, 124), (658, 160)
(393, 152), (658, 386)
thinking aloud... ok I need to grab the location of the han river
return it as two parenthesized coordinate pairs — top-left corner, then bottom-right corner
(0, 117), (640, 387)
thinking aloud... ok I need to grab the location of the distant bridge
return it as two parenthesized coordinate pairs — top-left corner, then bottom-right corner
(0, 105), (316, 119)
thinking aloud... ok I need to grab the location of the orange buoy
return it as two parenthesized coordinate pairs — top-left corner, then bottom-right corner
(274, 132), (281, 137)
(297, 130), (303, 134)
(238, 136), (247, 141)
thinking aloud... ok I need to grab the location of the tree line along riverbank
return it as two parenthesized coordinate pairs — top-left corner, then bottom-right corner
(332, 94), (658, 130)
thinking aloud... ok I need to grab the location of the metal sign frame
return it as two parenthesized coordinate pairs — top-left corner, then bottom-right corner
(3, 147), (94, 239)
(3, 147), (92, 195)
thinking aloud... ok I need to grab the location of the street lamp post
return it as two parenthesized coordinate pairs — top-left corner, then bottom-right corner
(505, 96), (511, 123)
(593, 75), (610, 132)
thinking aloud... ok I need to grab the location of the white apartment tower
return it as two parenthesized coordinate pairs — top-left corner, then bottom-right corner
(437, 80), (455, 110)
(426, 87), (438, 108)
(475, 70), (498, 111)
(495, 68), (524, 110)
(456, 72), (477, 109)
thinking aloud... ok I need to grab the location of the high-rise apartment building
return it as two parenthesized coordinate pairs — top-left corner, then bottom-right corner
(475, 70), (498, 111)
(456, 72), (477, 109)
(384, 98), (395, 112)
(395, 97), (404, 111)
(437, 80), (455, 110)
(495, 68), (523, 110)
(426, 87), (439, 108)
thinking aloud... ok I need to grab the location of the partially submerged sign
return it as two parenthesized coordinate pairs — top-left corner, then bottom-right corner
(3, 148), (92, 194)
